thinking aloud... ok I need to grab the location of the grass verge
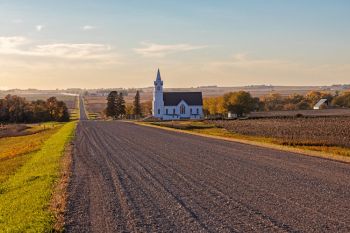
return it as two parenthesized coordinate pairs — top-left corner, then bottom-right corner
(138, 121), (350, 163)
(0, 122), (76, 232)
(0, 125), (62, 184)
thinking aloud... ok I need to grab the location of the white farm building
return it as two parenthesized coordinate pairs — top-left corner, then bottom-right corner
(313, 99), (329, 110)
(152, 69), (204, 120)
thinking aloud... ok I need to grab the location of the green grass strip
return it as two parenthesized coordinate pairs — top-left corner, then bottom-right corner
(0, 122), (76, 232)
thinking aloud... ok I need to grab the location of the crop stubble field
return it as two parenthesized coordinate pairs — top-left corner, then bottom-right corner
(210, 117), (350, 148)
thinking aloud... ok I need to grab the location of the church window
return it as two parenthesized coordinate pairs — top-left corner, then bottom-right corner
(173, 109), (175, 115)
(196, 108), (199, 114)
(180, 104), (186, 114)
(190, 108), (193, 114)
(157, 86), (160, 91)
(166, 109), (168, 115)
(158, 109), (160, 114)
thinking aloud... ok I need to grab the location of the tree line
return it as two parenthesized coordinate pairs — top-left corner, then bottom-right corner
(105, 90), (146, 119)
(203, 90), (350, 117)
(0, 95), (70, 123)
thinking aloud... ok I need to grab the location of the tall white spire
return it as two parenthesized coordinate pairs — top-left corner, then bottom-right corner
(153, 68), (164, 118)
(154, 68), (163, 86)
(156, 68), (161, 81)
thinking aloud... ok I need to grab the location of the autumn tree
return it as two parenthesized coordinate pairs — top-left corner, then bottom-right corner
(284, 94), (310, 110)
(223, 91), (257, 117)
(332, 91), (350, 107)
(0, 95), (69, 123)
(55, 101), (70, 122)
(125, 103), (134, 118)
(203, 96), (225, 116)
(4, 95), (28, 123)
(141, 101), (152, 116)
(305, 91), (333, 106)
(260, 93), (285, 111)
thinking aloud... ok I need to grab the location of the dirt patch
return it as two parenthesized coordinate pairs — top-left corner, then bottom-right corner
(50, 141), (73, 232)
(0, 124), (30, 138)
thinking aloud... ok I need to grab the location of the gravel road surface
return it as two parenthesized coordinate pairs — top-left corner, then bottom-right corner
(66, 101), (350, 232)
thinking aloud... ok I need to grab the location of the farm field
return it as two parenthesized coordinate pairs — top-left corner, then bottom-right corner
(83, 96), (106, 119)
(151, 117), (350, 158)
(249, 108), (350, 117)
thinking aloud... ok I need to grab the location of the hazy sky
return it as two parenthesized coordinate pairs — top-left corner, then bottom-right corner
(0, 0), (349, 89)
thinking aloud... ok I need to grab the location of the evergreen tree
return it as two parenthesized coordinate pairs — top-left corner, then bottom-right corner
(106, 91), (118, 118)
(117, 92), (126, 118)
(116, 92), (126, 119)
(133, 90), (142, 118)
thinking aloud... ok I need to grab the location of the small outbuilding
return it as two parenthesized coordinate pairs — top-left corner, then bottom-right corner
(227, 112), (237, 119)
(313, 99), (329, 110)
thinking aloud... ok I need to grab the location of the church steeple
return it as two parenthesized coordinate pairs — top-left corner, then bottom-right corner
(153, 68), (164, 118)
(154, 68), (163, 86)
(156, 68), (161, 82)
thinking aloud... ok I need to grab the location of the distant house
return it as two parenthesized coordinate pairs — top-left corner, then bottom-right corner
(313, 99), (329, 110)
(152, 69), (204, 120)
(227, 112), (237, 119)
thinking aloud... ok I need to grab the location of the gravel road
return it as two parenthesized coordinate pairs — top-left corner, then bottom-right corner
(66, 101), (350, 232)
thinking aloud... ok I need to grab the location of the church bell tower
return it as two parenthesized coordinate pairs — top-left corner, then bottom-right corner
(152, 68), (164, 118)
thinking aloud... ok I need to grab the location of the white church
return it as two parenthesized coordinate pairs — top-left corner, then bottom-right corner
(152, 69), (204, 120)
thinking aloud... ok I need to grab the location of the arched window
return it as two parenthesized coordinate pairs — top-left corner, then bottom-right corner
(180, 104), (186, 114)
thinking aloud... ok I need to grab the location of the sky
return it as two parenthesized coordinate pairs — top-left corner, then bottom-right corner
(0, 0), (349, 89)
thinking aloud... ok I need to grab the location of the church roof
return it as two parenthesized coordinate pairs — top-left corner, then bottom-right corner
(163, 92), (203, 106)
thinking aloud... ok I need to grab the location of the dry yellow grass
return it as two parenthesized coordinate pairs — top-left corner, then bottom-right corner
(0, 125), (61, 160)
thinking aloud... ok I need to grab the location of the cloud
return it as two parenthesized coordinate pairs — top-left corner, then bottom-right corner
(82, 25), (96, 31)
(33, 43), (113, 59)
(0, 37), (30, 54)
(36, 25), (44, 32)
(210, 53), (293, 68)
(134, 42), (207, 57)
(0, 36), (119, 62)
